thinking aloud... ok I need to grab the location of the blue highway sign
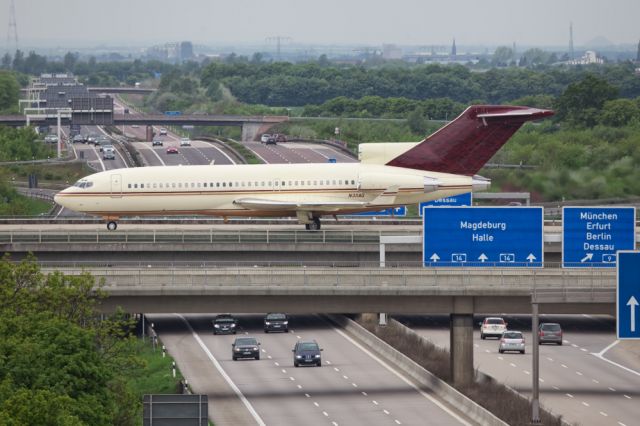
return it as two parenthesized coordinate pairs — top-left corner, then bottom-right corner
(423, 207), (543, 267)
(563, 207), (636, 268)
(419, 193), (472, 216)
(617, 251), (640, 340)
(350, 206), (406, 217)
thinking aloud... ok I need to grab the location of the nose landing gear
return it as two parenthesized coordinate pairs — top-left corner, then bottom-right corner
(304, 217), (321, 231)
(106, 221), (118, 231)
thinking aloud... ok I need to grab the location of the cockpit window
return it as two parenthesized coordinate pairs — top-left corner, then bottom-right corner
(72, 180), (93, 189)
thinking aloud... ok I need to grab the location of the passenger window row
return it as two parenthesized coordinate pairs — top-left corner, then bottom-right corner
(126, 179), (358, 190)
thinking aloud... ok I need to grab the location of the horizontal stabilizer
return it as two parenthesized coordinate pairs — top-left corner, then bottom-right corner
(386, 105), (554, 175)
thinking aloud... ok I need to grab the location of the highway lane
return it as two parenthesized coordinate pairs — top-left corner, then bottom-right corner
(149, 313), (474, 426)
(396, 314), (640, 426)
(246, 141), (356, 164)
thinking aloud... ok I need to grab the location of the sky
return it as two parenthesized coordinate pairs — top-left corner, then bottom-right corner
(2, 0), (639, 49)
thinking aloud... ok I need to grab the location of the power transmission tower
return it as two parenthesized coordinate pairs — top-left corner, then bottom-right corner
(6, 0), (18, 54)
(266, 36), (291, 61)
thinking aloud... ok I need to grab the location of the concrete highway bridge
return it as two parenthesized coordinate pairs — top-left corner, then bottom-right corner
(2, 226), (625, 385)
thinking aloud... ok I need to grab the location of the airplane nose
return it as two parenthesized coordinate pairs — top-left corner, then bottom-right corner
(54, 191), (66, 207)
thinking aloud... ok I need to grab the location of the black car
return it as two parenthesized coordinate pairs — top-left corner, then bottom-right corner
(232, 337), (260, 360)
(212, 314), (238, 335)
(264, 313), (289, 333)
(293, 340), (322, 367)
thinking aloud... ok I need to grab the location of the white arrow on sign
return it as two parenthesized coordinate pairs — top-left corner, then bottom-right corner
(430, 253), (440, 262)
(527, 253), (537, 263)
(628, 296), (638, 333)
(478, 253), (488, 263)
(581, 253), (593, 263)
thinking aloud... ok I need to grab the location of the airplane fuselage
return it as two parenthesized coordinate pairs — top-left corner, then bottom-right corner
(54, 163), (475, 220)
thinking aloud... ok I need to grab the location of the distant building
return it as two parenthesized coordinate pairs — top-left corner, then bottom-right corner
(569, 50), (604, 65)
(146, 41), (195, 63)
(382, 44), (403, 60)
(451, 38), (456, 57)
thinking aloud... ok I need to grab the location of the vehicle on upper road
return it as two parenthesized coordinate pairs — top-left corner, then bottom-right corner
(72, 134), (86, 143)
(102, 146), (115, 160)
(54, 105), (554, 232)
(232, 337), (260, 360)
(538, 322), (563, 345)
(264, 313), (288, 333)
(499, 330), (525, 354)
(180, 138), (191, 147)
(293, 340), (322, 367)
(159, 128), (168, 136)
(44, 134), (59, 144)
(213, 314), (237, 334)
(166, 146), (178, 154)
(152, 139), (163, 147)
(260, 134), (271, 143)
(480, 317), (507, 339)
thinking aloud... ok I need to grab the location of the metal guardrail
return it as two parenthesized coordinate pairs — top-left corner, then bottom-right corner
(0, 229), (419, 245)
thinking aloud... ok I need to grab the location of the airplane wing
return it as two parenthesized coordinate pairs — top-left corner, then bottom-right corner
(233, 197), (369, 212)
(233, 185), (400, 212)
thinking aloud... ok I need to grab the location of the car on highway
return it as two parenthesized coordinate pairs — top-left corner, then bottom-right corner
(212, 314), (238, 334)
(152, 139), (163, 147)
(232, 337), (260, 361)
(102, 146), (115, 160)
(265, 135), (277, 145)
(480, 317), (507, 339)
(179, 137), (191, 146)
(86, 133), (98, 144)
(131, 124), (139, 128)
(293, 340), (322, 367)
(498, 330), (525, 354)
(260, 133), (271, 143)
(72, 134), (86, 143)
(273, 133), (287, 142)
(159, 128), (168, 136)
(44, 134), (59, 144)
(166, 146), (179, 154)
(264, 313), (288, 333)
(538, 322), (563, 345)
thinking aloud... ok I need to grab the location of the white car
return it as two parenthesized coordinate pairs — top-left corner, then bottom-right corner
(480, 317), (507, 339)
(180, 138), (191, 146)
(260, 134), (271, 143)
(499, 330), (525, 354)
(159, 128), (168, 135)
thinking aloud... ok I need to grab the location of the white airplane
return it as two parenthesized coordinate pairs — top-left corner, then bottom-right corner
(54, 105), (553, 230)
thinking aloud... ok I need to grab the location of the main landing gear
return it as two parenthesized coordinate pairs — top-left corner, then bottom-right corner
(304, 217), (321, 231)
(106, 221), (118, 231)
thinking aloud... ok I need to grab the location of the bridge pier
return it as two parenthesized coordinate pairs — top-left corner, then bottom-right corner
(450, 296), (475, 386)
(241, 122), (276, 142)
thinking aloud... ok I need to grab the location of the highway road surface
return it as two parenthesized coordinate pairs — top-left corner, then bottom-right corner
(245, 141), (356, 164)
(148, 313), (475, 426)
(396, 314), (640, 426)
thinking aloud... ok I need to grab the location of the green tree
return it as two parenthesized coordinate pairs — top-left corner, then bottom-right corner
(600, 98), (640, 126)
(555, 75), (618, 127)
(63, 51), (78, 72)
(0, 71), (20, 113)
(492, 46), (514, 66)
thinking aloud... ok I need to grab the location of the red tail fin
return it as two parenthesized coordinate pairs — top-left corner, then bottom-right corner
(386, 105), (554, 175)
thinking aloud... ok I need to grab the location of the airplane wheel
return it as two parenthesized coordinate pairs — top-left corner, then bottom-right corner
(308, 218), (321, 231)
(106, 221), (118, 231)
(305, 224), (310, 230)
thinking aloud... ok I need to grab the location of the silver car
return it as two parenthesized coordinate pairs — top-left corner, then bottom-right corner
(499, 331), (525, 354)
(539, 322), (563, 345)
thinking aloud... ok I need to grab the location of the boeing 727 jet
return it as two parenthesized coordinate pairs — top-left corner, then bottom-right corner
(54, 105), (553, 230)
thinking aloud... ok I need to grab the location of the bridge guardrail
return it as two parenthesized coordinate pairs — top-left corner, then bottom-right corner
(0, 229), (419, 245)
